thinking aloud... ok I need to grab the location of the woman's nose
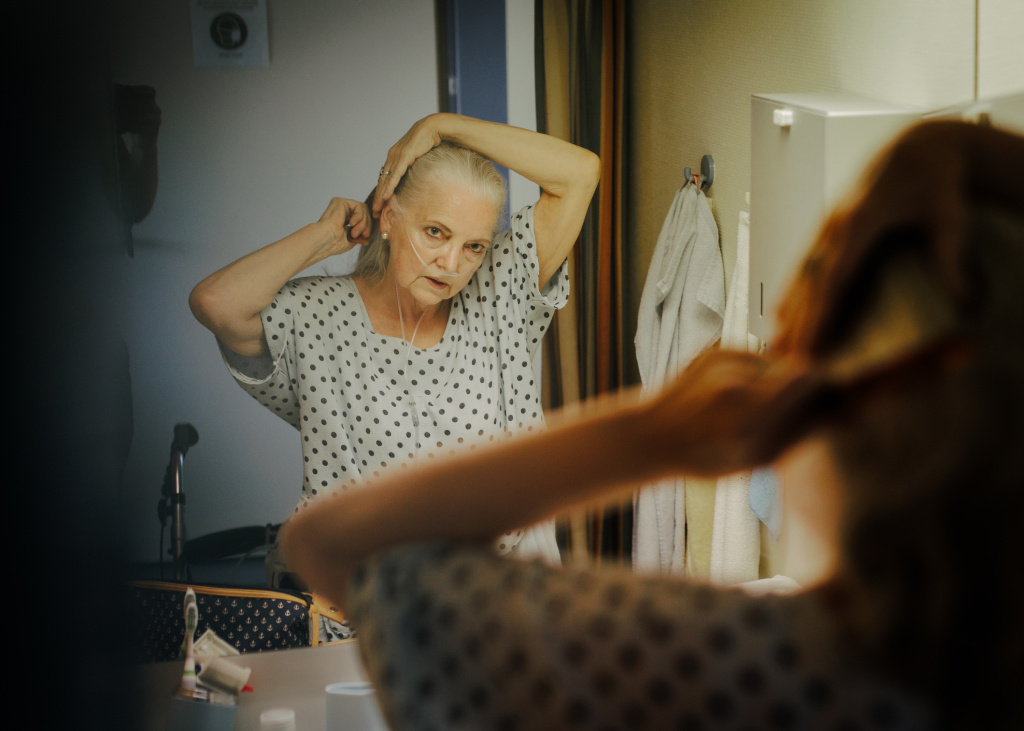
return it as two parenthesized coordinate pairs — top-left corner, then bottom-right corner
(437, 242), (461, 272)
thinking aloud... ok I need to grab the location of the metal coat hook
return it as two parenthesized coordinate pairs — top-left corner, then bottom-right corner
(683, 154), (715, 191)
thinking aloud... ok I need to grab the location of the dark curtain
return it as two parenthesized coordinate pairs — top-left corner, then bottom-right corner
(537, 0), (630, 563)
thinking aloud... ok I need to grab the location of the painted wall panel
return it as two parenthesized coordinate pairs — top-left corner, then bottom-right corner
(979, 0), (1024, 98)
(113, 0), (439, 561)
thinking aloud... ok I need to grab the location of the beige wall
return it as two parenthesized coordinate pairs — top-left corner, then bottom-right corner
(627, 0), (1023, 383)
(980, 0), (1024, 98)
(626, 0), (1023, 578)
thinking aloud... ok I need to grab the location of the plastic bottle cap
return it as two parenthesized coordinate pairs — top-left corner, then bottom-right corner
(260, 708), (296, 731)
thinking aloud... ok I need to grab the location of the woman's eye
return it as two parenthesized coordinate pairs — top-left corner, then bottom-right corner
(467, 243), (486, 254)
(426, 226), (443, 238)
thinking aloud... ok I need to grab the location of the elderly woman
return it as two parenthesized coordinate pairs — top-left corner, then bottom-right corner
(281, 120), (1024, 730)
(190, 114), (600, 586)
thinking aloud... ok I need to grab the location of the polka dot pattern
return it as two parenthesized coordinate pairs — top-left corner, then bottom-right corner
(222, 206), (567, 533)
(348, 544), (935, 731)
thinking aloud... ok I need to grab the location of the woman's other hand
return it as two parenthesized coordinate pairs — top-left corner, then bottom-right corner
(641, 348), (831, 478)
(373, 115), (443, 216)
(190, 196), (376, 358)
(319, 196), (374, 252)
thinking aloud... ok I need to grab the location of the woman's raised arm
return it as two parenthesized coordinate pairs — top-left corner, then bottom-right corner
(189, 197), (372, 357)
(372, 113), (601, 289)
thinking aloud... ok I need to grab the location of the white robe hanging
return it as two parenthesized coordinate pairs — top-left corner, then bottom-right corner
(633, 182), (725, 573)
(709, 210), (762, 585)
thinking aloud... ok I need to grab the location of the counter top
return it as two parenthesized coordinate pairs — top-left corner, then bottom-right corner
(138, 639), (369, 730)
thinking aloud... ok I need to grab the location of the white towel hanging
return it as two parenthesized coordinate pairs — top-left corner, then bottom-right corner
(633, 181), (725, 573)
(709, 210), (762, 585)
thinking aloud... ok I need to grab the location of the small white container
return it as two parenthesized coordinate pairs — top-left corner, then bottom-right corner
(260, 707), (296, 731)
(325, 681), (388, 730)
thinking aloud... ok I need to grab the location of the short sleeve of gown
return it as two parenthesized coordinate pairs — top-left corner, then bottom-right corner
(218, 276), (328, 430)
(488, 204), (569, 360)
(347, 544), (934, 731)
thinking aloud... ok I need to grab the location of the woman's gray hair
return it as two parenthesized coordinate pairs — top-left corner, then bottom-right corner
(353, 142), (507, 284)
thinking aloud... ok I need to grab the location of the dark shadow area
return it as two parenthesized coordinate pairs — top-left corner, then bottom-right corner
(9, 3), (140, 727)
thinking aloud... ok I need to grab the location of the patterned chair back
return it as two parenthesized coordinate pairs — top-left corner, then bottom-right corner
(129, 580), (321, 663)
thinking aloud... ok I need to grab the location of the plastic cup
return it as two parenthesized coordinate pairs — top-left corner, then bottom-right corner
(325, 681), (388, 730)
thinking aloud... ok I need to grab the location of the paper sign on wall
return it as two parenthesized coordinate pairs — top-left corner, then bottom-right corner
(191, 0), (269, 67)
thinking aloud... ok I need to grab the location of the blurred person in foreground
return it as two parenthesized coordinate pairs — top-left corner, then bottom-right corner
(282, 120), (1024, 730)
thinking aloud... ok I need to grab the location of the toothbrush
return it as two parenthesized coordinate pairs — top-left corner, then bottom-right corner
(181, 587), (198, 690)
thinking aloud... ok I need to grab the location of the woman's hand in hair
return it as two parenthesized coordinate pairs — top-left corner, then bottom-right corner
(319, 196), (374, 252)
(372, 115), (444, 216)
(190, 195), (374, 359)
(640, 348), (830, 477)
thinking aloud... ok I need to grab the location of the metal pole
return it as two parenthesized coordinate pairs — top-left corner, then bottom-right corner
(171, 450), (187, 581)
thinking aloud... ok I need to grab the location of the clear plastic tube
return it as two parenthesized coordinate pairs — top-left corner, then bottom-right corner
(404, 226), (464, 278)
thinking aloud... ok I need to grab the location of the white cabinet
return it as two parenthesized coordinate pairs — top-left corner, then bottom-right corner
(748, 93), (919, 341)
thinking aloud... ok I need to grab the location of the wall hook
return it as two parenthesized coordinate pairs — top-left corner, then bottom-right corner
(684, 154), (715, 190)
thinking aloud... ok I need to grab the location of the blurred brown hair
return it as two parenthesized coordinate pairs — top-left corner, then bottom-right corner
(777, 121), (1024, 729)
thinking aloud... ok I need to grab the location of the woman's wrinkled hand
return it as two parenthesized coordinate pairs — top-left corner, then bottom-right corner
(372, 115), (444, 216)
(640, 348), (832, 478)
(319, 196), (374, 253)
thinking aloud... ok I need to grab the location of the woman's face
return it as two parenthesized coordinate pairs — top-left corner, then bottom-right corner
(382, 183), (498, 306)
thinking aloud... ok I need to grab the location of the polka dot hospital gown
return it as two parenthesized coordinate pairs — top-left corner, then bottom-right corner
(221, 205), (566, 563)
(348, 543), (935, 731)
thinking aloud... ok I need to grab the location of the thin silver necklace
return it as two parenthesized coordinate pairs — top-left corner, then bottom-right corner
(395, 282), (427, 442)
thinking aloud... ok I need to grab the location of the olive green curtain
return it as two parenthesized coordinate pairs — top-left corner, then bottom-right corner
(537, 0), (629, 563)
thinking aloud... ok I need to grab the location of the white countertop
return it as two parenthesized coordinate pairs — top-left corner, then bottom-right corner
(138, 639), (372, 730)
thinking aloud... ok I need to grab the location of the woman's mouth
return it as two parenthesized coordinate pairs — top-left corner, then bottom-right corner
(424, 276), (448, 290)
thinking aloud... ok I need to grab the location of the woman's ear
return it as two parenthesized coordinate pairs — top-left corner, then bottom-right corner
(379, 200), (396, 235)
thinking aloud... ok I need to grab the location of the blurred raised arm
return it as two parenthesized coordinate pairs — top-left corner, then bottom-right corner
(281, 348), (827, 608)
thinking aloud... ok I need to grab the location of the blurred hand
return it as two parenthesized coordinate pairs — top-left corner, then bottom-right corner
(641, 348), (830, 477)
(648, 335), (976, 479)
